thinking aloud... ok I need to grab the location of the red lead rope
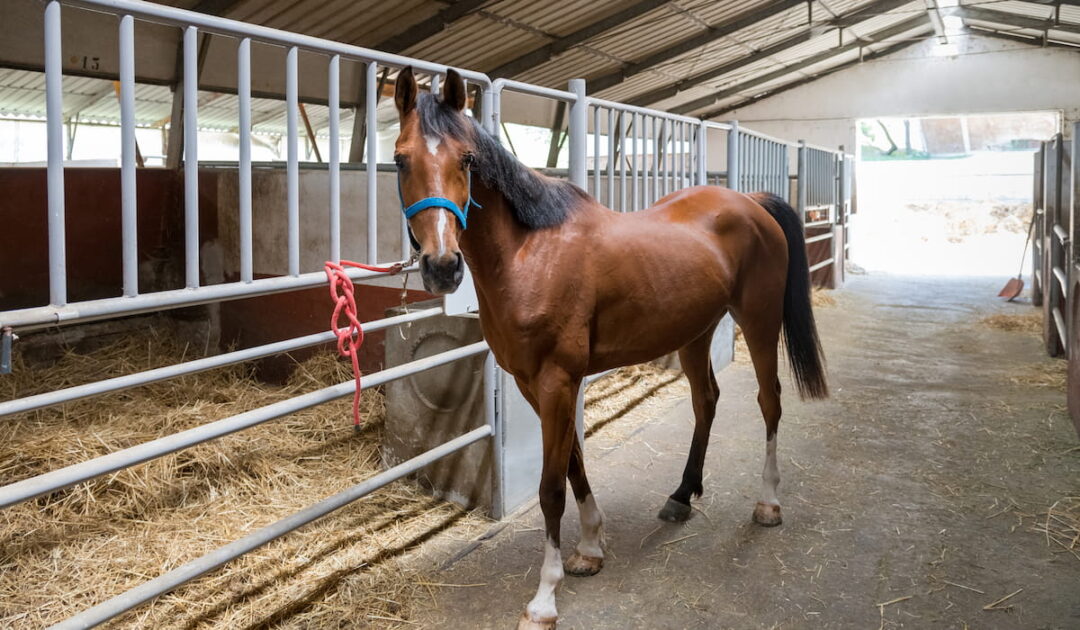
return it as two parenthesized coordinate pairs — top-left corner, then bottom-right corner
(324, 259), (404, 429)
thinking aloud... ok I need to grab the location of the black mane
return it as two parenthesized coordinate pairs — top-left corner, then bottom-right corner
(415, 93), (585, 230)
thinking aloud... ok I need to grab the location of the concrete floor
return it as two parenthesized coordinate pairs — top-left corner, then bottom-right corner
(411, 274), (1080, 629)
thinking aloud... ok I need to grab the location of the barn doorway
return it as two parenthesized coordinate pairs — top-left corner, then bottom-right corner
(851, 112), (1058, 277)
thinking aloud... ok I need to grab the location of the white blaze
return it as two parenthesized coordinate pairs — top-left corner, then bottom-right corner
(424, 134), (441, 157)
(526, 538), (563, 622)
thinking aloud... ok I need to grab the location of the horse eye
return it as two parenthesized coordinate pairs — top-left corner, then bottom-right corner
(393, 153), (406, 169)
(461, 153), (475, 169)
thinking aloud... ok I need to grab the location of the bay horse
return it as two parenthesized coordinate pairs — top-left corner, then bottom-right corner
(393, 67), (828, 629)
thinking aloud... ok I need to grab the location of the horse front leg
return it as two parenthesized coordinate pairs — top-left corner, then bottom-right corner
(518, 366), (579, 630)
(564, 436), (605, 575)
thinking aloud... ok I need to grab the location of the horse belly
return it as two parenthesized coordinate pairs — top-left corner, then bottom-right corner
(588, 261), (730, 372)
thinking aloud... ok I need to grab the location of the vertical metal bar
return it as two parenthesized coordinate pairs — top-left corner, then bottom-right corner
(1072, 123), (1080, 265)
(484, 352), (502, 519)
(119, 14), (138, 297)
(430, 73), (440, 96)
(630, 113), (639, 211)
(366, 62), (379, 264)
(662, 119), (670, 196)
(328, 55), (341, 264)
(651, 117), (659, 203)
(183, 26), (200, 288)
(481, 87), (494, 135)
(727, 121), (739, 192)
(619, 112), (627, 212)
(286, 46), (300, 276)
(606, 107), (615, 206)
(593, 105), (601, 197)
(697, 122), (707, 187)
(237, 38), (252, 283)
(45, 1), (67, 306)
(797, 141), (807, 219)
(567, 79), (587, 188)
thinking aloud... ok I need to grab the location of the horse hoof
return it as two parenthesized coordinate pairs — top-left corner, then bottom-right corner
(753, 502), (783, 527)
(517, 612), (557, 630)
(564, 552), (604, 577)
(657, 497), (692, 522)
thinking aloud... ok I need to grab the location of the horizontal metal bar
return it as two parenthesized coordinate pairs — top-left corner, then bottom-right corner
(50, 423), (493, 630)
(59, 0), (491, 86)
(803, 219), (833, 229)
(586, 96), (701, 125)
(1054, 224), (1069, 245)
(808, 258), (834, 273)
(736, 125), (795, 147)
(0, 307), (444, 418)
(0, 340), (488, 510)
(492, 78), (577, 102)
(1053, 307), (1068, 352)
(584, 368), (616, 386)
(1053, 265), (1068, 294)
(0, 264), (417, 332)
(804, 232), (834, 244)
(701, 120), (733, 131)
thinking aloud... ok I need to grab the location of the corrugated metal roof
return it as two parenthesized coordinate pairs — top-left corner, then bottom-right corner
(1, 0), (1073, 130)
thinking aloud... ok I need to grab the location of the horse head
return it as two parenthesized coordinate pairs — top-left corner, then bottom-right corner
(393, 66), (475, 295)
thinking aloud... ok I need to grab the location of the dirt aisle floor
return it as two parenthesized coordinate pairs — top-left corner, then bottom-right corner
(409, 274), (1080, 630)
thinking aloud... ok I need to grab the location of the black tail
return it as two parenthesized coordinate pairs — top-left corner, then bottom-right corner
(751, 192), (829, 400)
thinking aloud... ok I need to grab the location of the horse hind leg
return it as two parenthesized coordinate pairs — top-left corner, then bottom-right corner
(741, 314), (784, 527)
(658, 326), (720, 522)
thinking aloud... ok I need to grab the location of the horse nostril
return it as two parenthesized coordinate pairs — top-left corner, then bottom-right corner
(454, 252), (464, 273)
(420, 254), (433, 275)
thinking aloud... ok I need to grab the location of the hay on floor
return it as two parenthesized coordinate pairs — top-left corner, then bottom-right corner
(981, 312), (1042, 333)
(1, 331), (692, 628)
(0, 332), (488, 629)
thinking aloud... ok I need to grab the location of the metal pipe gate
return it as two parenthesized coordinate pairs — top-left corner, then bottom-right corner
(1033, 129), (1076, 358)
(1, 1), (858, 626)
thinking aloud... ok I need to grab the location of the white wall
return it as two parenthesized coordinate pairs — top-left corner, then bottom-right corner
(720, 34), (1080, 151)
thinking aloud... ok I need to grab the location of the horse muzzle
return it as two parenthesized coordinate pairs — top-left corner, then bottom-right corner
(420, 251), (465, 295)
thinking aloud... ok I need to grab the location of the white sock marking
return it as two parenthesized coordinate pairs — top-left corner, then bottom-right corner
(576, 494), (605, 558)
(761, 436), (780, 506)
(526, 538), (563, 622)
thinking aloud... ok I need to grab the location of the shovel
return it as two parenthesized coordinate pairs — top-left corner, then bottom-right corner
(999, 212), (1036, 301)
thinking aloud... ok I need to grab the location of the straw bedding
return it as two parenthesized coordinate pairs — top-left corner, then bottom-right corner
(1, 329), (689, 628)
(0, 331), (488, 629)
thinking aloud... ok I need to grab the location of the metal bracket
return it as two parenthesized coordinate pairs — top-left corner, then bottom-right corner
(1, 327), (15, 375)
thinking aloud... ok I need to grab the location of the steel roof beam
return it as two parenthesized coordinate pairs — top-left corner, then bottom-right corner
(925, 0), (948, 44)
(701, 35), (928, 118)
(673, 14), (930, 116)
(954, 6), (1080, 37)
(488, 0), (671, 78)
(189, 0), (247, 17)
(965, 24), (1080, 49)
(376, 0), (491, 53)
(626, 0), (912, 106)
(585, 0), (806, 95)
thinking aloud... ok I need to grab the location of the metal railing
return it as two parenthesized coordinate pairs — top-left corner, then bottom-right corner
(797, 141), (842, 276)
(1, 1), (859, 626)
(1037, 133), (1070, 357)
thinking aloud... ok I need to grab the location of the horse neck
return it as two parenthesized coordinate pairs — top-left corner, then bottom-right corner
(458, 181), (528, 277)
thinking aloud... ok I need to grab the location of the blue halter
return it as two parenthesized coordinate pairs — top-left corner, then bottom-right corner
(398, 169), (481, 251)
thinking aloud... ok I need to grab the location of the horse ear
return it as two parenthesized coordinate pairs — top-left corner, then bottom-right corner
(395, 66), (418, 116)
(441, 68), (467, 112)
